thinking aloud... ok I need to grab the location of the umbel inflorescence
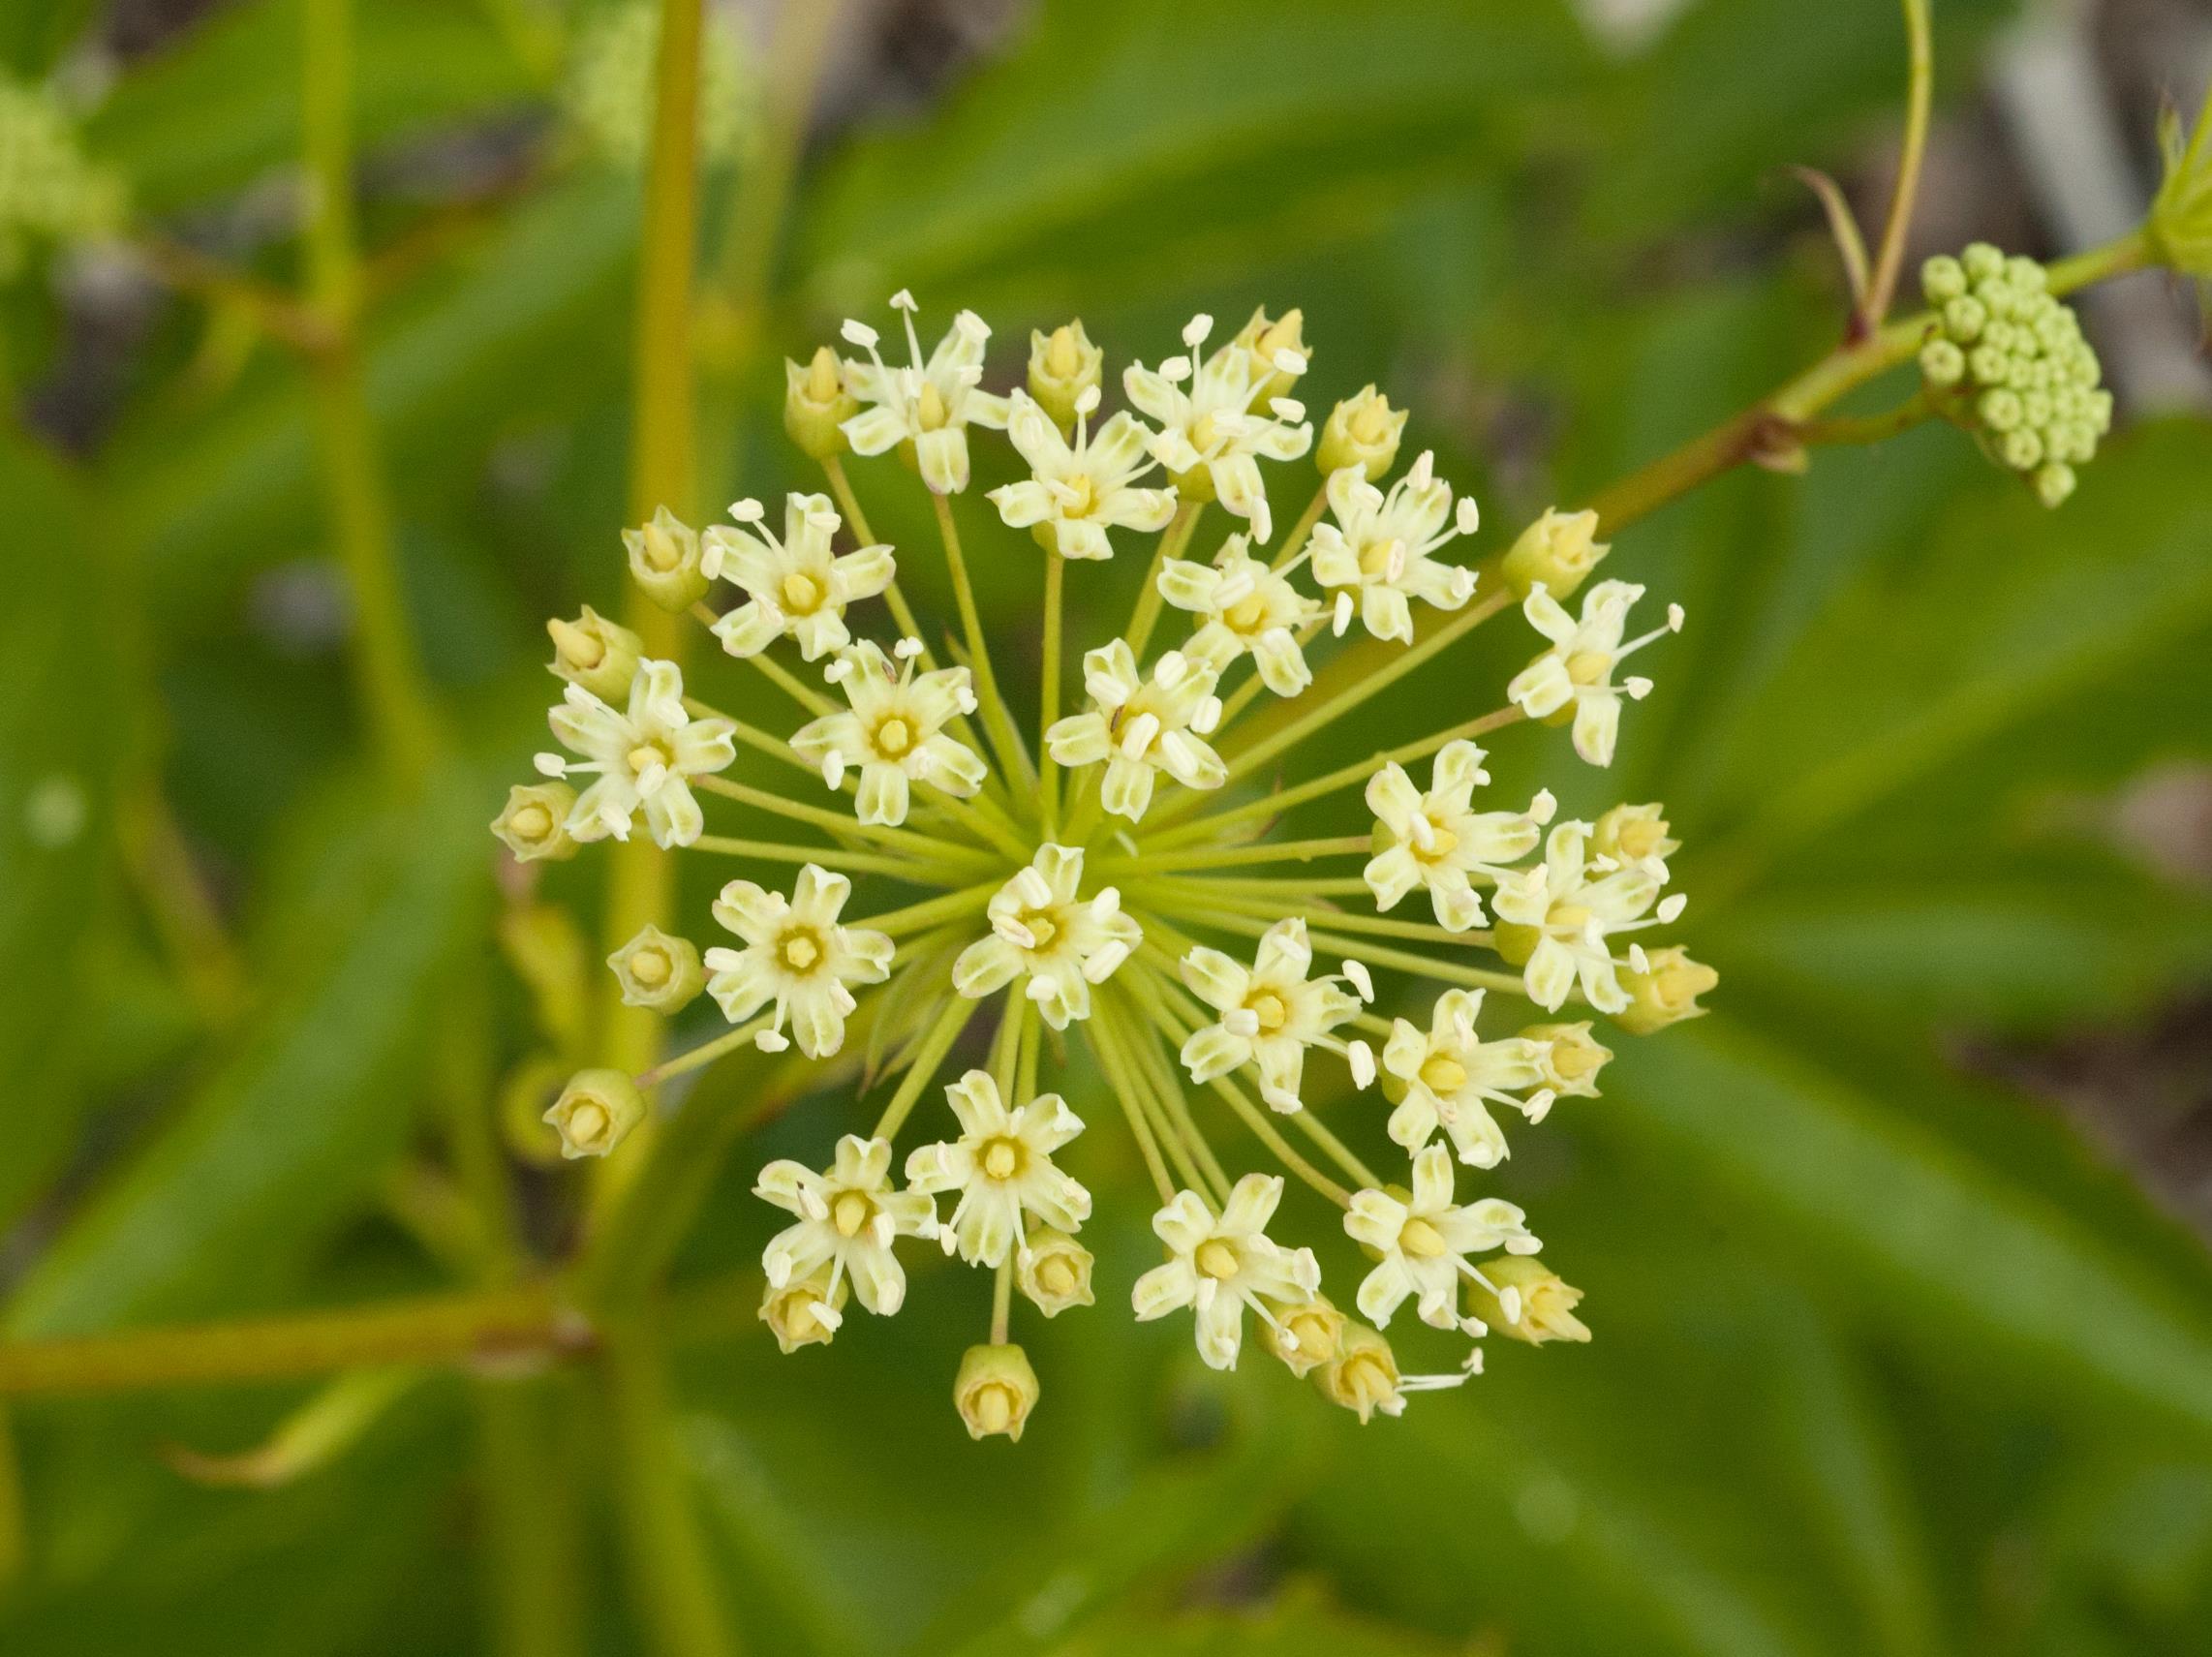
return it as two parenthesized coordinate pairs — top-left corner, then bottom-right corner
(494, 294), (1715, 1440)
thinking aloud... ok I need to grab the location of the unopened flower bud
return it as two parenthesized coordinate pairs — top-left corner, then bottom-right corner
(543, 1067), (647, 1159)
(499, 1054), (570, 1167)
(1027, 321), (1103, 433)
(954, 1342), (1039, 1442)
(1613, 946), (1718, 1035)
(492, 782), (580, 863)
(623, 506), (710, 611)
(2032, 461), (2076, 508)
(1016, 1228), (1095, 1316)
(1919, 254), (1967, 303)
(1316, 384), (1407, 482)
(607, 924), (704, 1012)
(761, 1264), (847, 1353)
(1232, 305), (1307, 402)
(1260, 1295), (1346, 1378)
(1463, 1256), (1590, 1346)
(1501, 507), (1608, 601)
(1592, 802), (1677, 873)
(2151, 86), (2212, 280)
(1313, 1319), (1404, 1423)
(1521, 1022), (1613, 1097)
(783, 347), (858, 458)
(546, 604), (642, 701)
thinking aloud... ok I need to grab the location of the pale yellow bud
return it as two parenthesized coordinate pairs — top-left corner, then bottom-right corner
(1463, 1255), (1590, 1346)
(545, 603), (642, 701)
(1316, 384), (1407, 482)
(606, 924), (704, 1012)
(761, 1265), (847, 1353)
(1232, 305), (1307, 402)
(1613, 946), (1718, 1035)
(1260, 1295), (1345, 1378)
(1592, 802), (1677, 870)
(783, 347), (858, 458)
(954, 1342), (1039, 1442)
(622, 506), (709, 611)
(1520, 1022), (1612, 1097)
(1027, 321), (1103, 433)
(543, 1067), (647, 1160)
(1016, 1227), (1095, 1317)
(1501, 507), (1609, 601)
(491, 782), (579, 864)
(1313, 1319), (1403, 1424)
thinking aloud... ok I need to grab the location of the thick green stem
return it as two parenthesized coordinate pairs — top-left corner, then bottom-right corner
(1859, 0), (1932, 329)
(602, 1320), (733, 1657)
(1041, 549), (1065, 835)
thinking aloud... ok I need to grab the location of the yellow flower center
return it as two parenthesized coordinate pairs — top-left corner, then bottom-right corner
(916, 379), (950, 431)
(1419, 1054), (1468, 1094)
(548, 617), (604, 668)
(980, 1138), (1022, 1181)
(1548, 902), (1592, 933)
(781, 571), (821, 612)
(1188, 412), (1221, 452)
(1021, 910), (1059, 950)
(1037, 1254), (1079, 1296)
(1044, 325), (1083, 379)
(1285, 1307), (1338, 1363)
(1060, 474), (1096, 519)
(1349, 400), (1393, 445)
(804, 345), (841, 402)
(1617, 818), (1666, 857)
(1566, 649), (1612, 686)
(510, 804), (550, 840)
(567, 1100), (608, 1146)
(628, 947), (670, 987)
(1551, 1038), (1598, 1080)
(627, 741), (675, 778)
(1357, 537), (1402, 579)
(1417, 816), (1459, 860)
(1196, 1239), (1241, 1280)
(969, 1382), (1018, 1434)
(641, 521), (683, 571)
(1245, 991), (1288, 1033)
(781, 929), (822, 972)
(1225, 592), (1270, 632)
(781, 1294), (826, 1340)
(1339, 1350), (1396, 1410)
(1399, 1217), (1448, 1259)
(831, 1190), (873, 1238)
(875, 717), (913, 757)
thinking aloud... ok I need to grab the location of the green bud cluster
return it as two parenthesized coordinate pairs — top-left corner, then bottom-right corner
(561, 1), (755, 170)
(1916, 245), (2110, 508)
(0, 80), (125, 279)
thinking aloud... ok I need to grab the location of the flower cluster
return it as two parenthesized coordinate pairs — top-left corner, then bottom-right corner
(561, 0), (755, 169)
(495, 296), (1713, 1441)
(1917, 246), (2111, 507)
(0, 78), (124, 279)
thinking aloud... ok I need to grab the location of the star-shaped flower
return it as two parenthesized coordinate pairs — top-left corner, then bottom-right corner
(1044, 640), (1225, 822)
(1131, 1175), (1321, 1370)
(987, 387), (1177, 561)
(755, 1135), (937, 1317)
(538, 658), (736, 848)
(790, 638), (985, 826)
(703, 865), (894, 1057)
(1123, 313), (1311, 542)
(1489, 821), (1682, 1015)
(1177, 918), (1369, 1113)
(904, 1070), (1091, 1267)
(1380, 989), (1552, 1168)
(1306, 450), (1479, 644)
(951, 844), (1141, 1029)
(1159, 533), (1325, 697)
(1344, 1145), (1539, 1333)
(1364, 741), (1551, 933)
(703, 492), (894, 661)
(838, 292), (1011, 494)
(1505, 579), (1682, 767)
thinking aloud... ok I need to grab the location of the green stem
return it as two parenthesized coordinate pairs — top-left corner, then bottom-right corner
(932, 493), (1037, 795)
(872, 994), (980, 1140)
(691, 834), (970, 882)
(694, 774), (995, 867)
(1041, 549), (1065, 835)
(602, 1319), (733, 1657)
(1859, 0), (1932, 329)
(1123, 502), (1203, 661)
(1098, 834), (1367, 876)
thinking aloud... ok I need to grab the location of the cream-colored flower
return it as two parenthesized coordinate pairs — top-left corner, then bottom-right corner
(1381, 989), (1551, 1169)
(1258, 1294), (1346, 1379)
(1363, 741), (1551, 933)
(1344, 1144), (1539, 1333)
(904, 1070), (1091, 1267)
(1306, 451), (1479, 644)
(1592, 801), (1679, 882)
(538, 659), (736, 848)
(1123, 313), (1311, 541)
(755, 1134), (937, 1316)
(1315, 385), (1407, 483)
(702, 492), (894, 660)
(790, 639), (985, 826)
(1158, 533), (1324, 696)
(545, 604), (641, 701)
(1131, 1176), (1322, 1370)
(1178, 918), (1368, 1112)
(1314, 1319), (1406, 1422)
(703, 865), (894, 1057)
(987, 388), (1177, 561)
(492, 781), (579, 863)
(1044, 640), (1225, 822)
(1462, 1256), (1591, 1346)
(839, 292), (1011, 494)
(760, 1264), (846, 1352)
(951, 844), (1140, 1029)
(1506, 579), (1682, 767)
(1027, 320), (1103, 432)
(1016, 1227), (1095, 1316)
(1490, 821), (1681, 1015)
(1522, 1021), (1613, 1097)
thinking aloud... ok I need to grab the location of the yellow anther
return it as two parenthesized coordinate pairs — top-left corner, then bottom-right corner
(875, 717), (912, 756)
(1196, 1240), (1241, 1279)
(1399, 1217), (1448, 1259)
(832, 1190), (872, 1238)
(1419, 1055), (1468, 1094)
(982, 1140), (1020, 1181)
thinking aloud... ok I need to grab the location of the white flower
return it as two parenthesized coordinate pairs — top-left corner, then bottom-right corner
(1043, 640), (1225, 822)
(1344, 1144), (1538, 1334)
(703, 864), (894, 1057)
(702, 492), (894, 660)
(1381, 989), (1552, 1168)
(538, 658), (736, 848)
(1490, 821), (1681, 1015)
(987, 388), (1177, 561)
(1306, 451), (1479, 644)
(1122, 314), (1311, 541)
(952, 844), (1141, 1029)
(755, 1135), (937, 1317)
(904, 1070), (1091, 1267)
(790, 639), (986, 826)
(1363, 741), (1551, 933)
(838, 292), (1011, 494)
(1131, 1175), (1322, 1370)
(1177, 918), (1367, 1113)
(1505, 579), (1682, 767)
(1158, 533), (1324, 696)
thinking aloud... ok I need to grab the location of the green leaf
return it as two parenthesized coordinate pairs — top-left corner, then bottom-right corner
(5, 759), (493, 1336)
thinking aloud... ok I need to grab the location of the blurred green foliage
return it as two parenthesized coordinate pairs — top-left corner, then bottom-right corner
(2, 0), (2209, 1653)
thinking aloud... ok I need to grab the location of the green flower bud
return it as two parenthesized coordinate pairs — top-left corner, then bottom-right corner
(1999, 426), (2043, 471)
(1316, 384), (1408, 482)
(1961, 241), (2006, 284)
(1027, 321), (1103, 434)
(1613, 947), (1718, 1035)
(1501, 506), (1609, 601)
(1942, 294), (1986, 341)
(623, 506), (709, 611)
(783, 347), (857, 458)
(544, 1067), (647, 1159)
(499, 1055), (571, 1168)
(761, 1265), (846, 1353)
(2034, 462), (2076, 507)
(1016, 1227), (1095, 1317)
(606, 924), (704, 1012)
(1259, 1294), (1346, 1378)
(1968, 343), (2010, 384)
(1230, 305), (1307, 403)
(1462, 1256), (1591, 1345)
(2150, 84), (2212, 280)
(1919, 339), (1966, 387)
(1920, 254), (1967, 302)
(1313, 1319), (1403, 1424)
(1978, 387), (2023, 432)
(954, 1343), (1039, 1442)
(546, 604), (643, 701)
(492, 782), (580, 863)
